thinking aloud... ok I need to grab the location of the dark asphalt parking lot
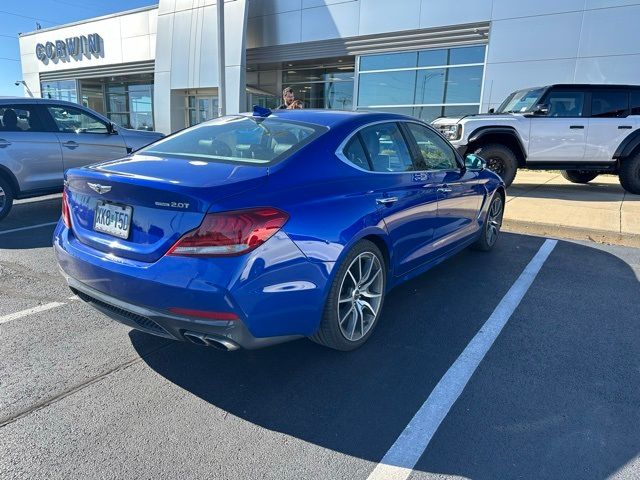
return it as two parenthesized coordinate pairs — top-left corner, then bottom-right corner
(0, 196), (639, 480)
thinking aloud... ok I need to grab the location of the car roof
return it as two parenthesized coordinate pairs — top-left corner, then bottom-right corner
(0, 97), (82, 106)
(518, 84), (640, 91)
(242, 109), (422, 129)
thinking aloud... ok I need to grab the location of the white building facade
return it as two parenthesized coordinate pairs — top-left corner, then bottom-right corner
(18, 0), (640, 134)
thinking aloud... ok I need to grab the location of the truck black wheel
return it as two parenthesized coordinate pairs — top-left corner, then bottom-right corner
(561, 170), (599, 184)
(474, 144), (518, 187)
(619, 153), (640, 195)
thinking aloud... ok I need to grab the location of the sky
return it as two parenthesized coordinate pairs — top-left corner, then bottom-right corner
(0, 0), (158, 96)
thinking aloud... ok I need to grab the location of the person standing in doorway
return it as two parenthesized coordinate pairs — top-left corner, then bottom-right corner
(277, 87), (295, 109)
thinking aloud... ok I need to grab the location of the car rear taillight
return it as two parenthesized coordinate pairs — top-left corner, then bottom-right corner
(167, 207), (289, 257)
(62, 189), (72, 229)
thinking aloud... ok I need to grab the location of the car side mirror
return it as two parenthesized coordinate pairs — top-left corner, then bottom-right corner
(465, 154), (486, 171)
(533, 104), (549, 116)
(107, 122), (118, 134)
(488, 108), (495, 114)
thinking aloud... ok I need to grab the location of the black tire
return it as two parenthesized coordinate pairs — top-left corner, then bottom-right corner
(561, 170), (599, 184)
(0, 176), (14, 221)
(619, 153), (640, 194)
(311, 240), (386, 351)
(474, 144), (518, 187)
(473, 193), (504, 252)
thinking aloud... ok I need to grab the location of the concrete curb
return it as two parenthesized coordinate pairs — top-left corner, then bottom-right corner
(503, 219), (640, 248)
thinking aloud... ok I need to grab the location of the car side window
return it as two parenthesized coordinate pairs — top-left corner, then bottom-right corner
(405, 123), (458, 171)
(0, 105), (45, 132)
(342, 135), (371, 170)
(46, 105), (109, 134)
(545, 91), (585, 117)
(358, 123), (414, 172)
(630, 91), (640, 115)
(591, 91), (629, 118)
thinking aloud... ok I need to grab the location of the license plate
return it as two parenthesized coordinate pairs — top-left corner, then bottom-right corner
(93, 201), (133, 239)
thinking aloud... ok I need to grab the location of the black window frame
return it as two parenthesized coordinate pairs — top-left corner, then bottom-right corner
(630, 88), (640, 116)
(589, 89), (630, 118)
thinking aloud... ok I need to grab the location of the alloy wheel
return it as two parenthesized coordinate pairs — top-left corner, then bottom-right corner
(0, 186), (5, 210)
(487, 196), (503, 246)
(337, 252), (384, 342)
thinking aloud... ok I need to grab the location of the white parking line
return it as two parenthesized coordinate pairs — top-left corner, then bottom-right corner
(366, 239), (558, 480)
(0, 221), (59, 236)
(0, 302), (67, 326)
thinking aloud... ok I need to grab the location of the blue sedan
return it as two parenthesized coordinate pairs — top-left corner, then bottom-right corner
(54, 109), (505, 351)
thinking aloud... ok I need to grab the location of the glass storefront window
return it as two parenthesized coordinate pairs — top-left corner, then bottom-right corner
(129, 84), (154, 131)
(357, 44), (486, 122)
(359, 52), (417, 71)
(449, 45), (486, 65)
(413, 106), (447, 121)
(444, 65), (483, 103)
(280, 63), (354, 110)
(414, 69), (446, 104)
(106, 83), (154, 131)
(358, 71), (417, 106)
(442, 105), (480, 118)
(41, 80), (77, 102)
(418, 49), (448, 67)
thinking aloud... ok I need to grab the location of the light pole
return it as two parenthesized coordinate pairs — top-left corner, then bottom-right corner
(15, 80), (34, 98)
(216, 0), (226, 117)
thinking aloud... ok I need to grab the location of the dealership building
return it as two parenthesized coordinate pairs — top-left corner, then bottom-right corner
(17, 0), (640, 134)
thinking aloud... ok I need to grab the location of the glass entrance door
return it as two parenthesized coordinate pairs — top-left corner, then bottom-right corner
(80, 82), (105, 115)
(186, 95), (219, 126)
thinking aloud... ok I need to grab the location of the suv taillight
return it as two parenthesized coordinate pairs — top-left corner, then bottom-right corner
(167, 207), (289, 257)
(62, 189), (72, 229)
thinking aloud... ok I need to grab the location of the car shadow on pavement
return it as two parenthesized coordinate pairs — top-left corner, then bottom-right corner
(131, 233), (639, 479)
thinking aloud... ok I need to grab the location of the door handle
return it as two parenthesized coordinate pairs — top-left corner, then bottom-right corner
(618, 125), (633, 129)
(569, 125), (584, 129)
(0, 139), (11, 148)
(437, 185), (453, 193)
(62, 141), (79, 149)
(376, 197), (399, 206)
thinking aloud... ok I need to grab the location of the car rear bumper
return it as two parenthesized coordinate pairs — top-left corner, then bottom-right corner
(53, 221), (334, 348)
(64, 275), (300, 350)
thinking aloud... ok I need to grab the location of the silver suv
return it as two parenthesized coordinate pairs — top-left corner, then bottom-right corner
(432, 84), (640, 194)
(0, 98), (163, 220)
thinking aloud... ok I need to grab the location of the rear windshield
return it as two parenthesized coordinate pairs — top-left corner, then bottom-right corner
(139, 116), (325, 165)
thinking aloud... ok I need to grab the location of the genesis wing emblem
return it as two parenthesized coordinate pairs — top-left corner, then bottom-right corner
(87, 183), (112, 195)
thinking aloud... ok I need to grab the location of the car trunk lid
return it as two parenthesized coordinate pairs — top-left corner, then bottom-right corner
(65, 154), (267, 263)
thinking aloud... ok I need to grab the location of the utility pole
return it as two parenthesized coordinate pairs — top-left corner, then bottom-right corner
(216, 0), (226, 117)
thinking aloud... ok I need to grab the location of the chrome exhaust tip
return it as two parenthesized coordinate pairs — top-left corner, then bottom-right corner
(183, 331), (240, 351)
(183, 331), (209, 346)
(204, 334), (240, 351)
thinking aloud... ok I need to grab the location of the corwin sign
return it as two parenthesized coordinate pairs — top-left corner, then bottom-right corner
(35, 33), (103, 63)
